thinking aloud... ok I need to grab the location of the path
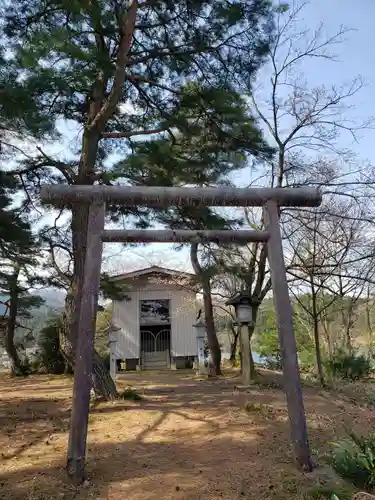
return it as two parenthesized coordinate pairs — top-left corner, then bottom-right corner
(0, 371), (373, 499)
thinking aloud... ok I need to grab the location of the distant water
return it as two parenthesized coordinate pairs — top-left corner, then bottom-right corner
(0, 295), (8, 316)
(221, 351), (266, 365)
(252, 352), (264, 364)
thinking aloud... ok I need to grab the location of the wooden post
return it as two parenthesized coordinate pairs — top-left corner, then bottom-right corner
(263, 200), (312, 472)
(66, 202), (106, 483)
(240, 324), (251, 386)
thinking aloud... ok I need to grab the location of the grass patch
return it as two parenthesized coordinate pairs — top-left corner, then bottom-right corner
(304, 484), (354, 500)
(119, 386), (144, 401)
(244, 401), (276, 419)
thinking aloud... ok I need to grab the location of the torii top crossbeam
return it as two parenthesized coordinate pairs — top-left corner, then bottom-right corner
(40, 185), (322, 208)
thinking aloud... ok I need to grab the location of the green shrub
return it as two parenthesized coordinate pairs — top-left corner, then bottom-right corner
(327, 352), (372, 380)
(263, 355), (282, 370)
(299, 349), (317, 373)
(254, 307), (315, 372)
(16, 356), (32, 376)
(330, 431), (375, 490)
(120, 387), (143, 401)
(38, 317), (66, 374)
(304, 485), (353, 500)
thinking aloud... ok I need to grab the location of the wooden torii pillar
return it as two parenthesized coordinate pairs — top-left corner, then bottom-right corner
(40, 185), (322, 482)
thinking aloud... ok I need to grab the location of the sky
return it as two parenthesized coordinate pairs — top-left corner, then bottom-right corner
(18, 0), (375, 277)
(288, 0), (374, 160)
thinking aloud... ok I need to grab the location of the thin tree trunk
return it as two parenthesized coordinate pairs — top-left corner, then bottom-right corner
(190, 242), (221, 375)
(313, 320), (325, 386)
(4, 266), (25, 376)
(229, 325), (239, 366)
(345, 325), (352, 355)
(313, 310), (325, 387)
(308, 275), (325, 387)
(203, 287), (221, 375)
(324, 320), (333, 362)
(311, 294), (325, 386)
(366, 295), (373, 354)
(344, 300), (354, 355)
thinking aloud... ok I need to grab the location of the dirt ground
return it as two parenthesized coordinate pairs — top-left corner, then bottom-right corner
(0, 369), (373, 500)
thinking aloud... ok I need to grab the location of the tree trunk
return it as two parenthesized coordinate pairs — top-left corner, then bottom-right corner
(229, 325), (239, 366)
(5, 332), (23, 376)
(313, 319), (325, 386)
(309, 278), (325, 386)
(203, 288), (221, 375)
(59, 127), (118, 400)
(5, 267), (26, 376)
(61, 285), (118, 399)
(345, 325), (352, 355)
(326, 326), (333, 362)
(190, 242), (221, 375)
(344, 300), (355, 355)
(92, 350), (117, 399)
(339, 296), (353, 355)
(366, 296), (373, 355)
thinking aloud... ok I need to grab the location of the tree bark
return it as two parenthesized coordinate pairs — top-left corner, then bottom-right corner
(202, 285), (221, 375)
(343, 299), (354, 355)
(322, 318), (333, 362)
(4, 266), (26, 376)
(313, 318), (325, 386)
(311, 290), (325, 386)
(5, 331), (23, 376)
(61, 285), (118, 399)
(91, 349), (118, 398)
(61, 128), (117, 399)
(229, 325), (239, 365)
(308, 271), (325, 386)
(366, 294), (373, 355)
(190, 242), (221, 375)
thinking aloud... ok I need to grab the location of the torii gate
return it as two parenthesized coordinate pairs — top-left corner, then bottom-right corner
(40, 185), (322, 482)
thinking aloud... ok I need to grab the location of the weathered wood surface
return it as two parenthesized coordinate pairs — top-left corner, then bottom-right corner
(67, 202), (106, 483)
(263, 200), (312, 472)
(101, 229), (269, 243)
(40, 185), (322, 207)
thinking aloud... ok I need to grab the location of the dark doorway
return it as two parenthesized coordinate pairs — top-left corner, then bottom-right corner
(140, 324), (171, 353)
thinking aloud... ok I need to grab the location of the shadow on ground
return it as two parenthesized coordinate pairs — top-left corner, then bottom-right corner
(0, 371), (372, 499)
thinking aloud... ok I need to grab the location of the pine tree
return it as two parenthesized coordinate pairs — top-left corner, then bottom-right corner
(0, 0), (279, 395)
(108, 86), (274, 374)
(0, 172), (45, 374)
